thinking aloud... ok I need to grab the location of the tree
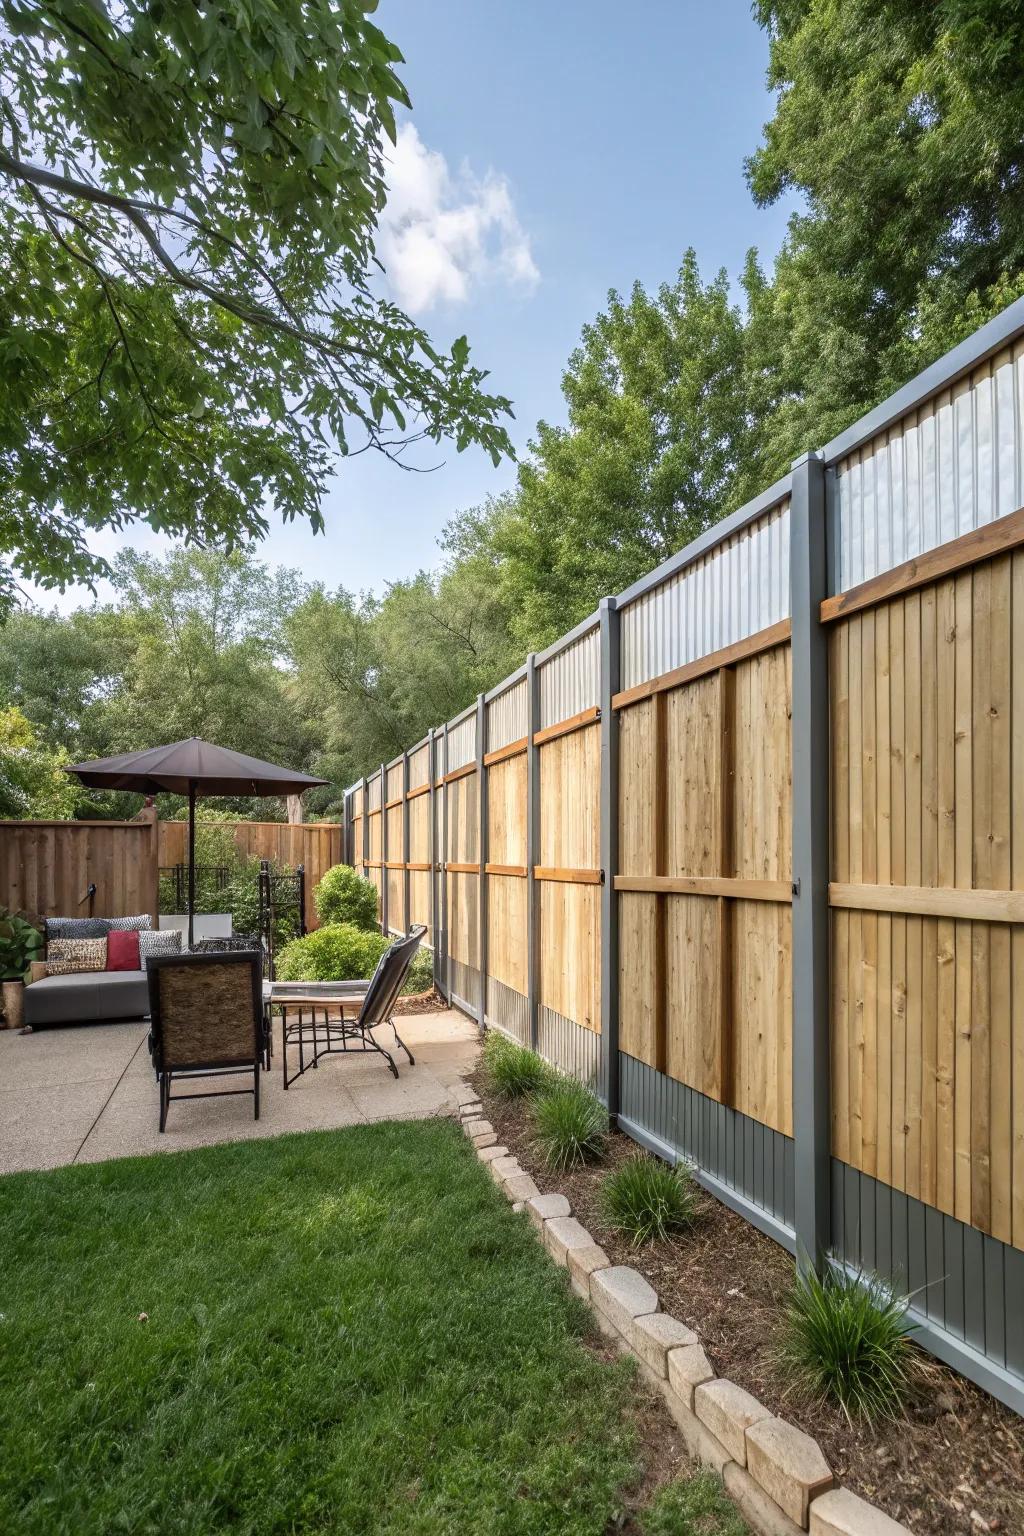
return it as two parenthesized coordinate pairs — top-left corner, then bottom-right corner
(459, 253), (760, 651)
(0, 0), (514, 608)
(745, 0), (1024, 468)
(91, 547), (314, 780)
(0, 706), (82, 818)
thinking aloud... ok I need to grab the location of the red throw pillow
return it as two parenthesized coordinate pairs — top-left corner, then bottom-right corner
(106, 930), (140, 971)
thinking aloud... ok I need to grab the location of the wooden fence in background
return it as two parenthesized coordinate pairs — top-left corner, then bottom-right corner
(0, 809), (160, 923)
(345, 297), (1024, 1415)
(0, 814), (341, 931)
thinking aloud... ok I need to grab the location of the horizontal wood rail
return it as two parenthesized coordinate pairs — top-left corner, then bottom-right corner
(363, 859), (382, 869)
(441, 762), (476, 786)
(405, 782), (431, 801)
(614, 874), (793, 902)
(383, 860), (405, 869)
(445, 861), (479, 875)
(483, 736), (528, 767)
(367, 805), (381, 816)
(820, 502), (1024, 622)
(384, 796), (404, 811)
(534, 866), (603, 885)
(485, 863), (528, 878)
(406, 861), (431, 872)
(532, 705), (600, 747)
(612, 620), (792, 710)
(829, 881), (1024, 923)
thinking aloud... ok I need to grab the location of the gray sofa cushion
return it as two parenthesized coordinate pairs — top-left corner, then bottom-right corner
(24, 970), (150, 1027)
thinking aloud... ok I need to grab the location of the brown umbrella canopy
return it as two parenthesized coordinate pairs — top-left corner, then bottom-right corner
(65, 738), (329, 798)
(64, 739), (329, 948)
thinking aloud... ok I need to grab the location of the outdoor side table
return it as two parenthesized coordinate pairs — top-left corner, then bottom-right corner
(266, 981), (370, 1089)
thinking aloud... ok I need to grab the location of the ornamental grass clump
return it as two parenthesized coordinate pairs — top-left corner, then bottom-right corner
(532, 1078), (608, 1170)
(780, 1263), (914, 1425)
(482, 1032), (553, 1099)
(600, 1155), (697, 1246)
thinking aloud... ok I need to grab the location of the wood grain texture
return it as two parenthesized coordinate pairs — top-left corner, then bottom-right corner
(611, 620), (792, 711)
(532, 706), (600, 748)
(830, 549), (1024, 1249)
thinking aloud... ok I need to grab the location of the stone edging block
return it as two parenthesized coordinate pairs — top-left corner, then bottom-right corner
(567, 1242), (612, 1297)
(476, 1143), (508, 1163)
(525, 1193), (571, 1229)
(745, 1417), (834, 1528)
(590, 1265), (659, 1336)
(695, 1378), (771, 1467)
(809, 1487), (911, 1535)
(631, 1312), (699, 1377)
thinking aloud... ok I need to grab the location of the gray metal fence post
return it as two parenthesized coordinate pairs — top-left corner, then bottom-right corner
(360, 776), (369, 877)
(790, 449), (831, 1271)
(402, 749), (410, 938)
(599, 597), (620, 1116)
(428, 728), (438, 986)
(379, 762), (389, 938)
(441, 723), (450, 1002)
(476, 693), (488, 1033)
(526, 653), (540, 1051)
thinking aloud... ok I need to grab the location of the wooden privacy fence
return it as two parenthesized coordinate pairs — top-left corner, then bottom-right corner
(0, 806), (160, 922)
(0, 814), (341, 931)
(346, 295), (1024, 1416)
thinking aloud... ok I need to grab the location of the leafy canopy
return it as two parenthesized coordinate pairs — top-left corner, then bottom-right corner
(0, 0), (514, 608)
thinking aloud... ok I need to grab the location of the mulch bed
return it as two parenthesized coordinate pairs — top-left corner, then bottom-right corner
(469, 1067), (1024, 1535)
(393, 986), (447, 1016)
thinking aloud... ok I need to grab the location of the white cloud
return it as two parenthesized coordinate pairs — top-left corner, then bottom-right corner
(378, 124), (539, 314)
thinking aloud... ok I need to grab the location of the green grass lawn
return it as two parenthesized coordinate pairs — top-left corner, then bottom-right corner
(0, 1120), (746, 1535)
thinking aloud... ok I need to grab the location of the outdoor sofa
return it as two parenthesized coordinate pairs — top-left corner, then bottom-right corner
(23, 916), (173, 1029)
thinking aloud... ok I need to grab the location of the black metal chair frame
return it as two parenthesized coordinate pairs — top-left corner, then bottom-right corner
(147, 950), (263, 1132)
(274, 925), (426, 1088)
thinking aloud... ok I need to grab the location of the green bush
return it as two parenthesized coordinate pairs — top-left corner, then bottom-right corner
(780, 1264), (913, 1424)
(600, 1155), (698, 1246)
(483, 1033), (554, 1099)
(532, 1078), (608, 1170)
(314, 864), (379, 931)
(275, 923), (433, 995)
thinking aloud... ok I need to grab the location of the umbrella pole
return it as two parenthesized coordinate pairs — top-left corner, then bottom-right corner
(188, 780), (196, 951)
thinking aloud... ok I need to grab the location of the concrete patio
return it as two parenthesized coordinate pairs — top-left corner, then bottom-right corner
(0, 1007), (480, 1174)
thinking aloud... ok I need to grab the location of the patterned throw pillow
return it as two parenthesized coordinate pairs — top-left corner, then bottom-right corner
(45, 917), (109, 945)
(45, 937), (107, 975)
(106, 914), (153, 933)
(138, 929), (182, 963)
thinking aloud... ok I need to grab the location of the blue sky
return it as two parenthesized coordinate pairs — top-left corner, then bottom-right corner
(53, 0), (798, 609)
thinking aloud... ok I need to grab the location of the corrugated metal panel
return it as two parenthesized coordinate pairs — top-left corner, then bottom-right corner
(618, 1053), (795, 1230)
(449, 957), (480, 1013)
(537, 1006), (604, 1096)
(619, 500), (791, 690)
(831, 1161), (1024, 1393)
(407, 742), (430, 790)
(833, 342), (1024, 592)
(486, 977), (530, 1045)
(446, 715), (477, 772)
(538, 625), (600, 729)
(486, 678), (528, 751)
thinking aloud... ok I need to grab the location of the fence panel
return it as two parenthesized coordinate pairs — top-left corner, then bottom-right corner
(0, 815), (159, 923)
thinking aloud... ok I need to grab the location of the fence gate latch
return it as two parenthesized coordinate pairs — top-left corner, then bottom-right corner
(791, 878), (800, 899)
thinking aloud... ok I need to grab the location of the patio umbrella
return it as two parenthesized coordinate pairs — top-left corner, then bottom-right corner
(64, 739), (329, 948)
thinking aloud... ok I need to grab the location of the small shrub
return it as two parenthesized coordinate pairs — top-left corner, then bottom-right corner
(314, 864), (379, 931)
(600, 1155), (697, 1246)
(780, 1263), (913, 1425)
(275, 923), (433, 996)
(483, 1033), (553, 1099)
(532, 1078), (608, 1170)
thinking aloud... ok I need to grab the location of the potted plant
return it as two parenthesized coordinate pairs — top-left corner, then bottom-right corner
(0, 910), (44, 1030)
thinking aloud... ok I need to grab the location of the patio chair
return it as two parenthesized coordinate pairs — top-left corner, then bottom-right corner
(147, 951), (263, 1131)
(274, 925), (426, 1084)
(191, 935), (272, 1066)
